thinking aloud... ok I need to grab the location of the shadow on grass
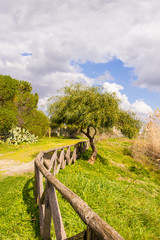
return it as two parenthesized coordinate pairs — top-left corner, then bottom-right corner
(22, 177), (42, 239)
(32, 152), (41, 159)
(80, 149), (109, 165)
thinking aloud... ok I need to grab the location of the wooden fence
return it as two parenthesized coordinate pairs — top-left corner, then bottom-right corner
(34, 140), (124, 240)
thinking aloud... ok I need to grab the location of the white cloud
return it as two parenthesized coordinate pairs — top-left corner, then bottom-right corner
(96, 71), (114, 84)
(102, 81), (131, 109)
(103, 82), (124, 95)
(0, 0), (160, 105)
(102, 81), (153, 118)
(33, 71), (94, 100)
(131, 100), (153, 116)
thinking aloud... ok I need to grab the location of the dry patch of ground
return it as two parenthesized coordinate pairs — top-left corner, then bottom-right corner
(109, 160), (126, 169)
(0, 159), (34, 175)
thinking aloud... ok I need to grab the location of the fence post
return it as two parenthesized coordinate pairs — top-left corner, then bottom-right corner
(43, 181), (52, 240)
(66, 146), (71, 164)
(34, 162), (38, 202)
(48, 184), (66, 240)
(36, 153), (45, 237)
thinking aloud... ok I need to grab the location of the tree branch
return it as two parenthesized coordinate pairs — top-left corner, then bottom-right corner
(80, 126), (87, 136)
(81, 126), (97, 140)
(81, 126), (91, 139)
(93, 127), (97, 139)
(87, 127), (90, 137)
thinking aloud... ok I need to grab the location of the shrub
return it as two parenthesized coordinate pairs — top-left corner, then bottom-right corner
(117, 111), (141, 139)
(6, 127), (38, 145)
(23, 110), (50, 138)
(131, 108), (160, 162)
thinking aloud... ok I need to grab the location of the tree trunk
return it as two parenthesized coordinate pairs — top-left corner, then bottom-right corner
(81, 126), (97, 164)
(88, 137), (97, 164)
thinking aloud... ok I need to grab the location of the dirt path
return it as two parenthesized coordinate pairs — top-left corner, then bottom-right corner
(0, 159), (34, 175)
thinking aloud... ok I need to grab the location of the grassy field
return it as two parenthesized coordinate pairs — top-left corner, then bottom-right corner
(0, 138), (160, 239)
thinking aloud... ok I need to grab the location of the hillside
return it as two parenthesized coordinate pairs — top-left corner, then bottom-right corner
(0, 138), (160, 239)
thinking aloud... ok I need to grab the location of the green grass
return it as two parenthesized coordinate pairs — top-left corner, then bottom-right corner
(57, 139), (160, 240)
(0, 138), (160, 239)
(0, 173), (40, 240)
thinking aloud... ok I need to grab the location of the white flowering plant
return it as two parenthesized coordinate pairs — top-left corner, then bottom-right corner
(6, 127), (38, 145)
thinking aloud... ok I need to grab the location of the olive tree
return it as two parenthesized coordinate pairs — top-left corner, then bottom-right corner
(48, 84), (120, 163)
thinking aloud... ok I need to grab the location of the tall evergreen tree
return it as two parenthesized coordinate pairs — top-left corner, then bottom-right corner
(0, 75), (49, 137)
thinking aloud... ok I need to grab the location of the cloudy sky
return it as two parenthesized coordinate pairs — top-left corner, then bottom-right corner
(1, 0), (160, 118)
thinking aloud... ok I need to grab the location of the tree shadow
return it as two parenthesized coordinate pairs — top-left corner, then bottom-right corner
(32, 152), (41, 159)
(22, 177), (42, 239)
(80, 149), (109, 165)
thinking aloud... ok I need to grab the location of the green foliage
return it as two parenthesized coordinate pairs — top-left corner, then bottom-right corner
(48, 84), (141, 140)
(14, 80), (39, 128)
(0, 108), (17, 135)
(0, 75), (18, 105)
(23, 110), (50, 138)
(0, 75), (49, 138)
(6, 127), (38, 145)
(117, 111), (142, 138)
(18, 80), (32, 93)
(48, 83), (120, 131)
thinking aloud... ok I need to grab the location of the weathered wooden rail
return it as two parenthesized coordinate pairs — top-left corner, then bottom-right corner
(34, 140), (124, 240)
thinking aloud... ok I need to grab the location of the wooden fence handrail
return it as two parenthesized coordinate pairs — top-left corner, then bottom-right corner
(35, 155), (124, 240)
(34, 140), (125, 240)
(42, 140), (89, 154)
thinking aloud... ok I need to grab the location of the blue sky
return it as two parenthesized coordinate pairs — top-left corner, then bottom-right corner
(79, 59), (159, 110)
(0, 0), (160, 118)
(21, 53), (32, 57)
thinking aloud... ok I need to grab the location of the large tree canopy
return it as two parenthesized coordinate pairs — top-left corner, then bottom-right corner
(0, 75), (49, 137)
(48, 84), (121, 163)
(48, 84), (141, 163)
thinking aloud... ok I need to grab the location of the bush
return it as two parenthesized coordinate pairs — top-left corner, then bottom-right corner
(6, 127), (38, 145)
(118, 111), (141, 139)
(131, 108), (160, 162)
(23, 110), (50, 138)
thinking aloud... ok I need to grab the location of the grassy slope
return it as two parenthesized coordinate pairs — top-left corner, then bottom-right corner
(0, 138), (160, 240)
(57, 139), (160, 240)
